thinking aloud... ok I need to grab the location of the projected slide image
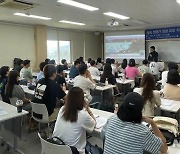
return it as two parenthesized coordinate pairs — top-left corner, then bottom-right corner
(105, 35), (145, 60)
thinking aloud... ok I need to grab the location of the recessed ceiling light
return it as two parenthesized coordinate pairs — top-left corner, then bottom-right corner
(57, 0), (99, 11)
(177, 0), (180, 4)
(103, 12), (130, 20)
(59, 20), (86, 26)
(14, 13), (51, 20)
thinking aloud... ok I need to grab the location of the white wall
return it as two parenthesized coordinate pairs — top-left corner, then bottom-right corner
(0, 23), (35, 68)
(47, 29), (103, 62)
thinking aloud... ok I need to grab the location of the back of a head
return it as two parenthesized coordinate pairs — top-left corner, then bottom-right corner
(88, 58), (92, 63)
(23, 60), (30, 66)
(0, 66), (10, 78)
(102, 63), (112, 79)
(61, 59), (66, 65)
(79, 57), (83, 62)
(117, 92), (144, 123)
(74, 59), (80, 66)
(129, 59), (136, 67)
(111, 59), (115, 64)
(142, 60), (148, 65)
(56, 65), (64, 74)
(45, 58), (50, 64)
(49, 60), (56, 65)
(43, 64), (56, 79)
(167, 69), (180, 85)
(63, 87), (84, 122)
(17, 59), (23, 65)
(121, 59), (127, 69)
(141, 73), (155, 102)
(90, 60), (95, 66)
(78, 64), (87, 75)
(106, 58), (111, 64)
(97, 57), (102, 63)
(168, 62), (178, 71)
(39, 62), (46, 71)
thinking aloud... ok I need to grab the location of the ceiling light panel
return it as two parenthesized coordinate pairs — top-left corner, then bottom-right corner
(57, 0), (99, 11)
(14, 13), (51, 20)
(59, 20), (85, 25)
(103, 12), (130, 20)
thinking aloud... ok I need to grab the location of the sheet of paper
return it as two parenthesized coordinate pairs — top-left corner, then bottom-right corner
(96, 117), (107, 129)
(161, 99), (173, 106)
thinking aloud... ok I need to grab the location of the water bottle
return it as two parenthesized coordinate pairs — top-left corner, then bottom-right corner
(105, 78), (108, 86)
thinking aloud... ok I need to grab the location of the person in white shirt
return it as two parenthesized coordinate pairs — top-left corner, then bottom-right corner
(88, 60), (100, 76)
(161, 62), (178, 87)
(53, 87), (96, 154)
(134, 73), (161, 116)
(111, 59), (118, 77)
(149, 59), (163, 79)
(74, 64), (96, 103)
(20, 60), (33, 82)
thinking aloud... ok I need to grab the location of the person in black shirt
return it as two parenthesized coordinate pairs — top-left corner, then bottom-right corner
(61, 59), (68, 70)
(55, 65), (66, 88)
(148, 46), (158, 62)
(34, 64), (66, 120)
(100, 63), (119, 104)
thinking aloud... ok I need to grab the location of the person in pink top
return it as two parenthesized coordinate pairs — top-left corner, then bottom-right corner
(125, 59), (142, 80)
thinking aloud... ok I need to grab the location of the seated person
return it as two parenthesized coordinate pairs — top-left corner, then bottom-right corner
(74, 64), (96, 103)
(53, 87), (96, 154)
(101, 92), (167, 154)
(125, 59), (142, 80)
(100, 63), (119, 104)
(134, 73), (161, 116)
(5, 71), (31, 110)
(61, 59), (68, 70)
(118, 59), (127, 74)
(49, 59), (56, 65)
(69, 59), (80, 79)
(138, 60), (150, 75)
(111, 59), (118, 77)
(0, 66), (10, 102)
(87, 58), (92, 67)
(161, 62), (178, 87)
(88, 60), (100, 76)
(13, 59), (23, 73)
(37, 62), (46, 81)
(96, 57), (103, 70)
(55, 65), (67, 90)
(33, 64), (66, 120)
(20, 60), (33, 82)
(45, 58), (50, 64)
(149, 59), (163, 79)
(162, 69), (180, 100)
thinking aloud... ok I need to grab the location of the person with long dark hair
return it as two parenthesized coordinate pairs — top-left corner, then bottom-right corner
(125, 59), (141, 80)
(119, 59), (127, 73)
(5, 71), (30, 105)
(101, 92), (167, 154)
(134, 73), (161, 116)
(0, 66), (10, 102)
(53, 87), (96, 154)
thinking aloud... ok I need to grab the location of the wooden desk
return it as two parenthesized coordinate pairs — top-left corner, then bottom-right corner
(0, 101), (28, 154)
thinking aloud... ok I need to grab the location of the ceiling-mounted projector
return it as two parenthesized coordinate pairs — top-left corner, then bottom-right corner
(107, 19), (119, 26)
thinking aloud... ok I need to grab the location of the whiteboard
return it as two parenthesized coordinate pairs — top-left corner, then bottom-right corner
(146, 39), (180, 63)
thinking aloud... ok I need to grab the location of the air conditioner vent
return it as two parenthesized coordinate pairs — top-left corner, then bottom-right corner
(0, 0), (38, 10)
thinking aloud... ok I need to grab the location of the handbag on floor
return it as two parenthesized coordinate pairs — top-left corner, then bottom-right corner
(85, 142), (103, 154)
(47, 136), (79, 154)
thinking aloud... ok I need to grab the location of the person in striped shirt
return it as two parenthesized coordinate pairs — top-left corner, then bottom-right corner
(101, 92), (168, 154)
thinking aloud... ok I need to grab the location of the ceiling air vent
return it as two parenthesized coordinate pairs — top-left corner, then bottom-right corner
(0, 0), (37, 10)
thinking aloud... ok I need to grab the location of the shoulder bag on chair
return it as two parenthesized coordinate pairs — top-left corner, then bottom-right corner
(153, 116), (179, 146)
(47, 136), (79, 154)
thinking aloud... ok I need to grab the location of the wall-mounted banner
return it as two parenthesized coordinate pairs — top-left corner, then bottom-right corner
(145, 27), (180, 40)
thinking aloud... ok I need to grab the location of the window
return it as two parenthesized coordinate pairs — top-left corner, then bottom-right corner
(47, 40), (58, 63)
(47, 40), (71, 64)
(59, 41), (71, 63)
